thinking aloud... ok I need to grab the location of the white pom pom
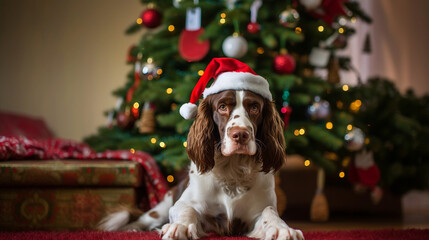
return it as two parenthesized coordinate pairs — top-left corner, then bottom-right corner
(179, 103), (198, 120)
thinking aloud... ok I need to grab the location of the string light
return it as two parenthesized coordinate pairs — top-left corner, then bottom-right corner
(220, 18), (226, 24)
(295, 27), (302, 34)
(130, 148), (135, 154)
(157, 69), (163, 75)
(257, 47), (264, 54)
(220, 13), (226, 19)
(299, 128), (305, 135)
(133, 102), (140, 109)
(342, 84), (349, 91)
(150, 138), (157, 144)
(294, 129), (300, 136)
(198, 70), (204, 76)
(171, 103), (177, 110)
(350, 99), (362, 112)
(136, 18), (143, 24)
(168, 25), (175, 32)
(338, 27), (344, 34)
(318, 25), (324, 32)
(339, 171), (345, 178)
(167, 175), (174, 183)
(351, 17), (357, 23)
(183, 141), (187, 147)
(159, 142), (166, 148)
(347, 124), (353, 131)
(304, 160), (311, 167)
(147, 57), (153, 64)
(326, 122), (333, 130)
(166, 88), (173, 94)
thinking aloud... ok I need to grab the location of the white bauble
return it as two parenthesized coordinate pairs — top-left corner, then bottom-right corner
(222, 35), (248, 58)
(345, 127), (365, 151)
(300, 0), (323, 10)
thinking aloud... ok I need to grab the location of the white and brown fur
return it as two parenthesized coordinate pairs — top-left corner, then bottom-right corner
(99, 90), (304, 240)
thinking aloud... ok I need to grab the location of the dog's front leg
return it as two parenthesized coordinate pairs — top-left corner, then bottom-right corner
(161, 201), (203, 240)
(248, 206), (304, 240)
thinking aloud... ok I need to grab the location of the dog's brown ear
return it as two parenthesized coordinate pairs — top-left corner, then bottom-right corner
(258, 100), (286, 173)
(186, 97), (216, 173)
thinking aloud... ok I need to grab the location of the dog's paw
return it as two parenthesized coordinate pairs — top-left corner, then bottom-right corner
(160, 223), (199, 240)
(118, 221), (144, 232)
(249, 225), (304, 240)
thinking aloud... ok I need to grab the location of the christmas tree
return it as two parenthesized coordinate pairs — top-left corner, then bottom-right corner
(85, 0), (429, 194)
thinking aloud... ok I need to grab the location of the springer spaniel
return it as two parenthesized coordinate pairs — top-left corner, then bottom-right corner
(100, 89), (304, 240)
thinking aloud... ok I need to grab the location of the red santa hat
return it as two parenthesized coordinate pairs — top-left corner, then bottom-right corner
(180, 58), (272, 119)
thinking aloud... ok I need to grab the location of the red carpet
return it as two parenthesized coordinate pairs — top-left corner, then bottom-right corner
(0, 229), (428, 240)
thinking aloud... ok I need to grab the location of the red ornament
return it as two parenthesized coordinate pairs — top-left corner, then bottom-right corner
(247, 22), (261, 34)
(273, 54), (296, 74)
(141, 9), (162, 28)
(179, 28), (210, 62)
(281, 106), (292, 129)
(116, 111), (135, 130)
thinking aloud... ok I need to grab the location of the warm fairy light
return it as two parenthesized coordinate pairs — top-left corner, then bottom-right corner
(318, 25), (324, 32)
(299, 128), (305, 135)
(220, 13), (226, 19)
(342, 158), (350, 167)
(133, 102), (140, 109)
(147, 57), (153, 64)
(365, 138), (370, 144)
(198, 70), (204, 76)
(281, 107), (287, 114)
(350, 99), (362, 112)
(183, 141), (187, 147)
(166, 88), (173, 94)
(351, 17), (357, 23)
(257, 47), (264, 54)
(294, 129), (300, 136)
(354, 99), (362, 107)
(136, 18), (143, 24)
(339, 171), (345, 178)
(304, 160), (311, 167)
(220, 18), (226, 24)
(157, 68), (163, 75)
(147, 75), (154, 80)
(150, 138), (157, 144)
(171, 103), (177, 110)
(295, 27), (302, 34)
(347, 124), (353, 131)
(337, 101), (344, 109)
(130, 148), (135, 154)
(159, 142), (166, 148)
(167, 175), (174, 183)
(168, 25), (175, 32)
(338, 27), (344, 34)
(342, 84), (349, 91)
(326, 122), (333, 130)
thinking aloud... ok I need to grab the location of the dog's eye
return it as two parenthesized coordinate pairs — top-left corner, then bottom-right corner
(250, 105), (259, 114)
(219, 104), (228, 112)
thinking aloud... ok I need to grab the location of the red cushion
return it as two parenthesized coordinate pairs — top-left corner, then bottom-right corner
(0, 112), (54, 139)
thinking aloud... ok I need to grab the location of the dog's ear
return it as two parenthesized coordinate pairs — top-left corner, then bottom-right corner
(186, 97), (216, 173)
(257, 100), (286, 173)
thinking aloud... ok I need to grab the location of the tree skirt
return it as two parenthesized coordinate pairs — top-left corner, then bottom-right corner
(1, 229), (428, 240)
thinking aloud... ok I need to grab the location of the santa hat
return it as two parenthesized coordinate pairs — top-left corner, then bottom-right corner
(180, 58), (272, 119)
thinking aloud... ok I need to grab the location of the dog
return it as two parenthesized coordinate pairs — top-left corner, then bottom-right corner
(99, 89), (304, 240)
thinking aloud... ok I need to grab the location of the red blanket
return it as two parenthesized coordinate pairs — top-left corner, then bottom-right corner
(0, 136), (168, 209)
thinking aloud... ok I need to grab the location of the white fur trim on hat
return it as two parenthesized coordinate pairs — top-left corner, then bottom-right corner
(202, 72), (272, 100)
(179, 103), (198, 120)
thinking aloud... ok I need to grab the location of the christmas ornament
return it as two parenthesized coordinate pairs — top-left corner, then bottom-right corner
(178, 4), (210, 62)
(308, 0), (348, 25)
(222, 34), (248, 58)
(138, 103), (156, 134)
(307, 96), (331, 120)
(141, 61), (160, 80)
(344, 127), (365, 151)
(126, 60), (143, 102)
(247, 0), (262, 34)
(273, 51), (296, 74)
(141, 8), (162, 28)
(300, 0), (322, 10)
(247, 22), (261, 34)
(348, 150), (382, 204)
(327, 55), (340, 84)
(310, 169), (329, 222)
(116, 110), (135, 130)
(279, 8), (300, 28)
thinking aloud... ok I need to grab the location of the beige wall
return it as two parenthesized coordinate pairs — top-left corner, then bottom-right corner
(0, 0), (140, 141)
(1, 0), (428, 142)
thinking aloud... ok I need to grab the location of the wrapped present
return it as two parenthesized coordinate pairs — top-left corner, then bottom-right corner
(0, 160), (142, 187)
(0, 188), (135, 230)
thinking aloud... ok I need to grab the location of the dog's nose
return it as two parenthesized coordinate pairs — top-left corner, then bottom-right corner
(229, 127), (250, 144)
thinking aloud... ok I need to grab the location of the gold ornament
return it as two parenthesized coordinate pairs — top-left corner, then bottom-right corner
(138, 103), (156, 134)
